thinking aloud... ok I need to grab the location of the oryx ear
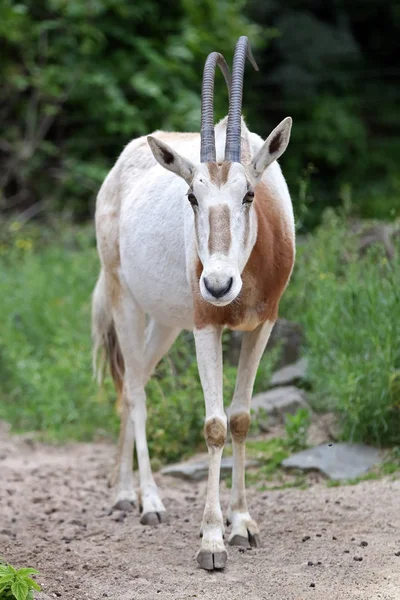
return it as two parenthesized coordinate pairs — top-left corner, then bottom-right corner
(250, 117), (292, 179)
(147, 136), (195, 184)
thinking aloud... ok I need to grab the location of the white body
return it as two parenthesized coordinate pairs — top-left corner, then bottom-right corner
(93, 115), (295, 570)
(98, 118), (294, 327)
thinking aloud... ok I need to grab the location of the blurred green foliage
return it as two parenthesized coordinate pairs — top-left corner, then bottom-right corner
(1, 211), (399, 456)
(1, 0), (399, 225)
(284, 408), (311, 452)
(0, 0), (258, 218)
(0, 219), (275, 462)
(1, 0), (400, 461)
(246, 0), (400, 226)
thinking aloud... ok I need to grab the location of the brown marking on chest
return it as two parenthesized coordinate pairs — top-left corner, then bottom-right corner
(208, 205), (231, 254)
(193, 183), (295, 330)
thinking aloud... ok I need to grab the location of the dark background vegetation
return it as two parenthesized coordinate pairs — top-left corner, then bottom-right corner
(1, 1), (400, 464)
(1, 0), (400, 227)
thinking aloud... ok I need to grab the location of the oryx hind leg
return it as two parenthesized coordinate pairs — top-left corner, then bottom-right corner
(111, 282), (179, 521)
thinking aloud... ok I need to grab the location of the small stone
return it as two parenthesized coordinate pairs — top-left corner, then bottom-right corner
(316, 534), (321, 537)
(302, 536), (310, 542)
(354, 556), (363, 562)
(394, 551), (400, 557)
(360, 541), (368, 547)
(310, 583), (315, 588)
(307, 561), (314, 566)
(344, 550), (350, 553)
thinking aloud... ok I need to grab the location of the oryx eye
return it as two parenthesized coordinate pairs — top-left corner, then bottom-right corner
(188, 192), (198, 207)
(243, 190), (254, 204)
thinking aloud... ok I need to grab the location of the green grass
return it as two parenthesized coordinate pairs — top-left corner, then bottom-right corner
(282, 209), (400, 447)
(225, 414), (311, 491)
(1, 207), (400, 466)
(0, 221), (116, 442)
(0, 561), (40, 600)
(231, 436), (400, 492)
(0, 218), (274, 463)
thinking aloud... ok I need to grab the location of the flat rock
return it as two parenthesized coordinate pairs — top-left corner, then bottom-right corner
(282, 443), (382, 480)
(270, 357), (309, 387)
(161, 456), (259, 481)
(251, 386), (309, 428)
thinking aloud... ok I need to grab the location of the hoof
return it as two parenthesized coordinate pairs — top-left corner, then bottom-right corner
(229, 535), (249, 547)
(197, 549), (228, 571)
(113, 499), (135, 512)
(140, 511), (168, 526)
(248, 532), (261, 548)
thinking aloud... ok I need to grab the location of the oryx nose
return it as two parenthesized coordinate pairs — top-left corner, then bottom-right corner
(204, 276), (233, 299)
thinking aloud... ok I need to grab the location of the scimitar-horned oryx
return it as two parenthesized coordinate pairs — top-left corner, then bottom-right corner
(92, 36), (295, 571)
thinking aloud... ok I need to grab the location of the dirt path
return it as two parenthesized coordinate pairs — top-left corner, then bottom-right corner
(1, 426), (399, 600)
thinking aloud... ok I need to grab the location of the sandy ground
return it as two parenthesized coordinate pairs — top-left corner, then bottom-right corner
(1, 426), (400, 600)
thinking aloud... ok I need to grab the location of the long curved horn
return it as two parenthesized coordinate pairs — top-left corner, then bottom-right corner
(200, 52), (231, 163)
(225, 36), (259, 163)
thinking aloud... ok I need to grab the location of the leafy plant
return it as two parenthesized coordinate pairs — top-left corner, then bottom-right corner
(247, 0), (400, 228)
(0, 0), (259, 218)
(2, 210), (400, 464)
(284, 408), (311, 452)
(0, 562), (40, 600)
(232, 438), (308, 492)
(281, 207), (400, 446)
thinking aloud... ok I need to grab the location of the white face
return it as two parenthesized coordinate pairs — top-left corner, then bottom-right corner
(188, 162), (256, 306)
(147, 117), (292, 307)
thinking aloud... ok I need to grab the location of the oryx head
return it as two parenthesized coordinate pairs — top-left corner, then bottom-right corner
(148, 37), (292, 307)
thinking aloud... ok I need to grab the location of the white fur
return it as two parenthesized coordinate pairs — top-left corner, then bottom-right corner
(93, 116), (295, 569)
